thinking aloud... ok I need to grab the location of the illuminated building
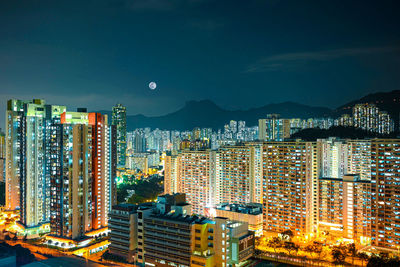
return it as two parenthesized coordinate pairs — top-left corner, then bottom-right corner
(318, 138), (349, 179)
(136, 193), (204, 266)
(50, 111), (93, 240)
(133, 129), (147, 153)
(337, 114), (353, 127)
(347, 140), (371, 181)
(258, 114), (290, 141)
(342, 103), (395, 134)
(216, 143), (263, 204)
(208, 203), (263, 237)
(214, 217), (254, 267)
(5, 99), (67, 235)
(132, 194), (254, 267)
(370, 139), (400, 250)
(262, 141), (319, 235)
(318, 175), (371, 244)
(178, 150), (216, 215)
(0, 129), (4, 183)
(5, 99), (27, 211)
(48, 110), (116, 240)
(112, 104), (127, 168)
(108, 204), (139, 263)
(126, 154), (148, 173)
(164, 151), (180, 195)
(192, 127), (201, 141)
(88, 113), (116, 230)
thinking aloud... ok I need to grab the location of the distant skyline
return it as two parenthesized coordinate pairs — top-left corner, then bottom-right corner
(1, 0), (400, 128)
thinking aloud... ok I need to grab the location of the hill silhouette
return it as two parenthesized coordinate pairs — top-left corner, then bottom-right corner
(95, 90), (400, 131)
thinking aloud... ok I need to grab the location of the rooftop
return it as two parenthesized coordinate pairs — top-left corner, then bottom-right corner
(216, 203), (263, 215)
(149, 212), (212, 225)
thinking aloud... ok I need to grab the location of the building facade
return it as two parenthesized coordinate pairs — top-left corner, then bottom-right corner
(216, 144), (263, 205)
(0, 129), (4, 183)
(258, 114), (291, 141)
(112, 104), (127, 169)
(178, 150), (216, 215)
(108, 204), (139, 263)
(262, 141), (319, 235)
(370, 139), (400, 250)
(108, 194), (255, 267)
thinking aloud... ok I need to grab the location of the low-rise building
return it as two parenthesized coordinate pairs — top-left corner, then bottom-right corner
(207, 203), (263, 237)
(109, 193), (255, 267)
(108, 204), (139, 263)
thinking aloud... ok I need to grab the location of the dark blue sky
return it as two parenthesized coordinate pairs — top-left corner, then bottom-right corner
(1, 0), (400, 127)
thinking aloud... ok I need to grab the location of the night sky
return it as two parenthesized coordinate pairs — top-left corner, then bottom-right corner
(0, 0), (400, 128)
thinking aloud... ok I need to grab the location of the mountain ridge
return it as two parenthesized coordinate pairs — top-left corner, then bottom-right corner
(94, 90), (400, 131)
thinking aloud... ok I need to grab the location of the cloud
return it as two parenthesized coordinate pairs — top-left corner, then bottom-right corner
(245, 46), (400, 73)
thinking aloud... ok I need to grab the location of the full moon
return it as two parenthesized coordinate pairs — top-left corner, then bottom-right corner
(149, 82), (157, 90)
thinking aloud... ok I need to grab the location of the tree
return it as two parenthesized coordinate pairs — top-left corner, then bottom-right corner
(280, 230), (294, 241)
(267, 237), (282, 254)
(386, 257), (400, 266)
(347, 243), (357, 265)
(305, 241), (322, 259)
(367, 253), (385, 267)
(358, 252), (369, 266)
(284, 241), (299, 256)
(331, 245), (346, 264)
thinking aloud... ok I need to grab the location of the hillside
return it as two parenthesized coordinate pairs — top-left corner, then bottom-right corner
(122, 100), (331, 131)
(94, 91), (400, 131)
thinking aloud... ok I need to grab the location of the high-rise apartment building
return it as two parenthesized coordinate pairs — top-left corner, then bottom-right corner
(318, 175), (371, 244)
(178, 150), (216, 215)
(318, 138), (349, 179)
(164, 151), (180, 195)
(112, 104), (127, 168)
(262, 141), (319, 235)
(258, 114), (290, 141)
(370, 139), (400, 250)
(0, 129), (5, 183)
(88, 113), (116, 230)
(215, 143), (263, 204)
(48, 110), (116, 240)
(6, 99), (33, 211)
(336, 103), (395, 134)
(6, 99), (67, 235)
(347, 140), (372, 181)
(50, 111), (93, 240)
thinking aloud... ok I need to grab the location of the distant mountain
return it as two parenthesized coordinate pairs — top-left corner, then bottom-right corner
(116, 100), (331, 131)
(94, 91), (400, 131)
(332, 90), (400, 128)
